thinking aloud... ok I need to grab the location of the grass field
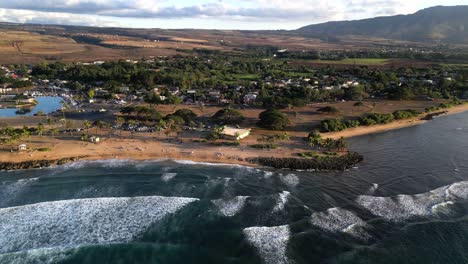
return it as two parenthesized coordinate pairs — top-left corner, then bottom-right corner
(232, 74), (260, 81)
(310, 58), (390, 65)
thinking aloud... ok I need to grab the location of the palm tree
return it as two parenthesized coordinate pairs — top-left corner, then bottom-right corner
(114, 117), (125, 138)
(66, 120), (74, 137)
(37, 123), (44, 136)
(83, 120), (91, 138)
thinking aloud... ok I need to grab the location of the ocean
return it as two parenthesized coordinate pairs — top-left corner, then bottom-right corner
(1, 111), (468, 264)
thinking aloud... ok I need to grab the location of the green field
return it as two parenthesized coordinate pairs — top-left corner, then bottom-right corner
(310, 58), (390, 65)
(232, 74), (260, 81)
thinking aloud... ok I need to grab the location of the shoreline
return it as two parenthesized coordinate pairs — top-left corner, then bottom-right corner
(322, 103), (468, 139)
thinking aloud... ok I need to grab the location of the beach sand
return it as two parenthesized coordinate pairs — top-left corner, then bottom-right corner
(324, 103), (468, 139)
(1, 103), (468, 167)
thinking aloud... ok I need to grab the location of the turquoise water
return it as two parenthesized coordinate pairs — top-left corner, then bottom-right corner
(1, 111), (468, 263)
(0, 96), (63, 117)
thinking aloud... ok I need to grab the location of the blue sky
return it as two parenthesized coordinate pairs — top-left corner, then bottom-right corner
(0, 0), (466, 29)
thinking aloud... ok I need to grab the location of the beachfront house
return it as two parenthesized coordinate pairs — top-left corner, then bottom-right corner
(221, 126), (251, 140)
(18, 144), (27, 151)
(89, 136), (100, 143)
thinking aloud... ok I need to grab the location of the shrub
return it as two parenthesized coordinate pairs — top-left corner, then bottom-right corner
(258, 109), (290, 131)
(173, 109), (197, 123)
(212, 109), (244, 125)
(320, 118), (347, 132)
(317, 106), (339, 114)
(392, 109), (420, 120)
(250, 144), (278, 149)
(359, 113), (394, 126)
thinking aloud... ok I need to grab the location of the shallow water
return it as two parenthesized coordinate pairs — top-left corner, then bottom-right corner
(1, 111), (468, 263)
(0, 96), (63, 117)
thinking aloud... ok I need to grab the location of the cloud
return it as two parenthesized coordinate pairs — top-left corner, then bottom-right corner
(0, 0), (447, 29)
(0, 8), (119, 27)
(0, 0), (411, 19)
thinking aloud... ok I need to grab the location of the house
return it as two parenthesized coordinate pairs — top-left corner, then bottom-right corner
(222, 126), (251, 140)
(89, 136), (100, 143)
(18, 144), (27, 151)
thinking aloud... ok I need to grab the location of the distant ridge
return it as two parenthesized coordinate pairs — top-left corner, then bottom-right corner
(296, 6), (468, 43)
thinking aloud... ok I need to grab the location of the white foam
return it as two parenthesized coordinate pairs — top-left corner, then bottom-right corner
(0, 248), (72, 264)
(243, 225), (290, 264)
(310, 208), (369, 239)
(212, 196), (249, 217)
(367, 183), (379, 195)
(173, 160), (252, 169)
(273, 191), (290, 212)
(161, 173), (177, 182)
(280, 174), (299, 188)
(356, 181), (468, 222)
(263, 171), (274, 179)
(0, 178), (39, 205)
(0, 195), (199, 254)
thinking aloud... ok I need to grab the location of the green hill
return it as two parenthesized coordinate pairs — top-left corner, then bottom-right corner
(296, 6), (468, 43)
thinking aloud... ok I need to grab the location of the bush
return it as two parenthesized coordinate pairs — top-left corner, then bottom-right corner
(359, 113), (394, 126)
(212, 141), (240, 147)
(345, 119), (361, 128)
(392, 109), (420, 120)
(173, 109), (197, 123)
(212, 109), (244, 125)
(317, 106), (339, 114)
(250, 144), (278, 149)
(258, 109), (290, 131)
(320, 118), (347, 132)
(37, 147), (51, 152)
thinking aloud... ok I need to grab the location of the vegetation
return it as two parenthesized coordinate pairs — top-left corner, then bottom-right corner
(212, 109), (245, 125)
(250, 144), (278, 149)
(258, 109), (290, 131)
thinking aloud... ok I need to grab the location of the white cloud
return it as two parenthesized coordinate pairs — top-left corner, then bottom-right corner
(0, 8), (120, 27)
(0, 0), (464, 29)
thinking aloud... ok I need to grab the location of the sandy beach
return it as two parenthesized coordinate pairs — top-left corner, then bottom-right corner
(1, 103), (468, 167)
(324, 103), (468, 139)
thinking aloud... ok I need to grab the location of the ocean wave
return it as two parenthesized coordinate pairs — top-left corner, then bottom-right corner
(0, 178), (39, 206)
(0, 195), (199, 254)
(310, 208), (370, 240)
(161, 173), (177, 182)
(0, 247), (73, 264)
(356, 180), (468, 222)
(279, 174), (299, 188)
(243, 225), (290, 264)
(273, 191), (290, 212)
(212, 196), (249, 217)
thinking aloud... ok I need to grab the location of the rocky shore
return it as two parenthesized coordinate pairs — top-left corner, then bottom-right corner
(247, 152), (363, 171)
(0, 156), (85, 171)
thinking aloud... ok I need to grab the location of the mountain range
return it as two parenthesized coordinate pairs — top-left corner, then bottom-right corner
(296, 6), (468, 44)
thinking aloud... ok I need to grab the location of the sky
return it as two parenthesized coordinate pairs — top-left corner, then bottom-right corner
(0, 0), (466, 30)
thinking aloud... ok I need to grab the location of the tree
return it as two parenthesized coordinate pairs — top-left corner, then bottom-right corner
(37, 123), (44, 136)
(83, 120), (91, 138)
(87, 89), (95, 99)
(114, 117), (125, 137)
(307, 130), (323, 147)
(212, 109), (244, 125)
(173, 109), (197, 124)
(258, 109), (290, 131)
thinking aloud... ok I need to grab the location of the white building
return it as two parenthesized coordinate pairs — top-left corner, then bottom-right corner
(222, 126), (251, 140)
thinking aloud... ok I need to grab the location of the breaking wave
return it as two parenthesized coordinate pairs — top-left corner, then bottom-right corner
(161, 173), (177, 182)
(0, 195), (199, 254)
(243, 225), (290, 264)
(212, 196), (249, 217)
(0, 178), (39, 206)
(273, 191), (290, 212)
(280, 174), (299, 188)
(310, 208), (370, 240)
(0, 248), (73, 264)
(356, 181), (468, 221)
